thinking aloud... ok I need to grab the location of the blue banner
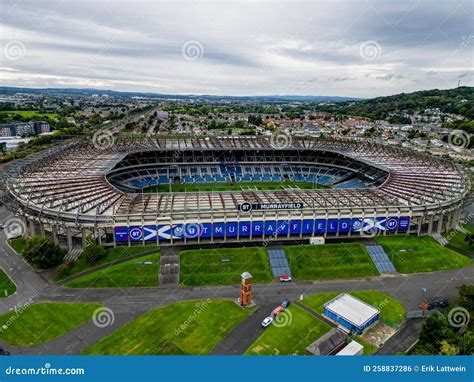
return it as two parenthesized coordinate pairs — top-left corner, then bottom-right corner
(114, 217), (411, 241)
(239, 221), (251, 237)
(226, 222), (238, 237)
(277, 220), (289, 235)
(0, 356), (470, 382)
(289, 220), (301, 235)
(213, 222), (225, 238)
(114, 227), (128, 242)
(200, 223), (212, 238)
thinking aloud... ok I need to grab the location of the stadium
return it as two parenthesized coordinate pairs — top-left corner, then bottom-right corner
(2, 136), (470, 250)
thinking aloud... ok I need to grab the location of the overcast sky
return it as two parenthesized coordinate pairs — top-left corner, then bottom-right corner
(0, 0), (473, 97)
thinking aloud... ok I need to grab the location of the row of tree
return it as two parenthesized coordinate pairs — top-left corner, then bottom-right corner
(17, 237), (107, 270)
(410, 285), (473, 355)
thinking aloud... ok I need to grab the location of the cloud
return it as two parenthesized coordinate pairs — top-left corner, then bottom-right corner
(0, 0), (472, 97)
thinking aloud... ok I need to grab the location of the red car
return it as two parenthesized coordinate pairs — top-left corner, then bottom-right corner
(279, 275), (292, 282)
(273, 306), (285, 317)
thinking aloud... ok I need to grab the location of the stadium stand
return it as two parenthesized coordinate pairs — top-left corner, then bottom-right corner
(3, 136), (469, 248)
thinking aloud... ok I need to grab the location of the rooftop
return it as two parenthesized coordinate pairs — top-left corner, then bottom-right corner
(324, 293), (380, 328)
(335, 340), (364, 355)
(306, 328), (347, 355)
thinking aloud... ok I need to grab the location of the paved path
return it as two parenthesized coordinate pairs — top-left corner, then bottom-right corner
(294, 301), (336, 327)
(210, 303), (277, 355)
(0, 210), (49, 312)
(446, 244), (474, 259)
(376, 318), (424, 355)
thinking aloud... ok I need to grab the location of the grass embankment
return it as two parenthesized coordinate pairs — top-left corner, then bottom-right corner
(83, 300), (251, 355)
(375, 236), (471, 273)
(285, 243), (379, 280)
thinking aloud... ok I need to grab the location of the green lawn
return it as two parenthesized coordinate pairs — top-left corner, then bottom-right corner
(83, 300), (250, 355)
(375, 236), (472, 274)
(0, 302), (102, 346)
(354, 336), (377, 355)
(0, 110), (58, 119)
(144, 181), (329, 193)
(443, 224), (474, 253)
(54, 245), (160, 282)
(285, 243), (379, 280)
(0, 269), (16, 298)
(301, 290), (406, 326)
(245, 305), (331, 355)
(180, 247), (272, 286)
(8, 238), (27, 254)
(65, 252), (160, 288)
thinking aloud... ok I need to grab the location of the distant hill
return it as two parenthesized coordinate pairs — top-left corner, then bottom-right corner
(0, 86), (359, 103)
(313, 87), (474, 121)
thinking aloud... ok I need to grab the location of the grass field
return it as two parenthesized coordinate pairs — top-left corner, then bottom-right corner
(83, 300), (250, 355)
(443, 224), (474, 253)
(245, 305), (331, 355)
(301, 290), (406, 326)
(354, 337), (377, 355)
(65, 252), (160, 288)
(285, 243), (379, 280)
(0, 302), (102, 346)
(0, 110), (58, 119)
(180, 247), (272, 286)
(375, 236), (472, 273)
(0, 269), (16, 298)
(54, 245), (160, 282)
(8, 238), (27, 254)
(144, 181), (329, 193)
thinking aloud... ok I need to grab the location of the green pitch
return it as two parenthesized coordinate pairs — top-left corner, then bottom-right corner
(144, 181), (329, 193)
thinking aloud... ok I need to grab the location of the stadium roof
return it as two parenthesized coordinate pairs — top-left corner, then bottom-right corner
(3, 136), (469, 224)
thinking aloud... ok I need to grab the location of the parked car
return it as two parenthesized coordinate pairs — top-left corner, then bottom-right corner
(281, 299), (290, 308)
(261, 316), (273, 328)
(421, 297), (449, 310)
(279, 275), (292, 282)
(0, 223), (5, 230)
(272, 306), (284, 317)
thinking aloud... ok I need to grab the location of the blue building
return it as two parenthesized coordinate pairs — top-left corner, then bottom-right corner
(323, 294), (379, 334)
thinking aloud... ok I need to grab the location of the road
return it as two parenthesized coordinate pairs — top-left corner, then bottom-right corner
(22, 267), (472, 313)
(0, 209), (49, 313)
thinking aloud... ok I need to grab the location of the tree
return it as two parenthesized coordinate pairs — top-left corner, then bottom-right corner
(23, 236), (64, 269)
(248, 114), (263, 126)
(418, 315), (454, 348)
(458, 331), (474, 354)
(83, 243), (107, 264)
(456, 285), (474, 312)
(412, 284), (474, 355)
(440, 340), (459, 355)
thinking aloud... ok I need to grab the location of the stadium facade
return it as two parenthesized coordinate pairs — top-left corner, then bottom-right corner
(3, 137), (469, 250)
